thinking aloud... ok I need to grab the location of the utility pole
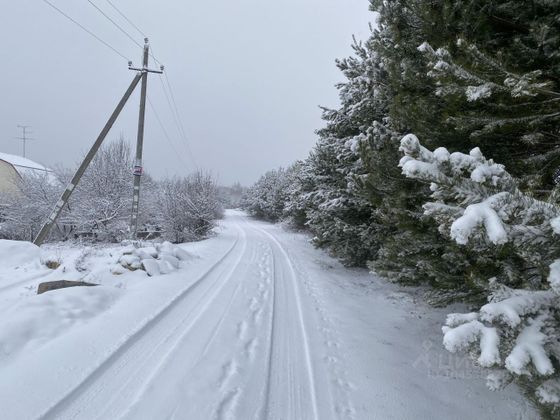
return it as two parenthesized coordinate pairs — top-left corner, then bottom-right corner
(14, 125), (34, 158)
(128, 38), (163, 239)
(34, 38), (162, 246)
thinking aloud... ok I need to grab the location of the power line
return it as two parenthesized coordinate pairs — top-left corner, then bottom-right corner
(46, 0), (193, 171)
(163, 72), (198, 167)
(144, 47), (194, 168)
(41, 0), (130, 61)
(93, 0), (163, 67)
(164, 72), (189, 143)
(157, 72), (198, 168)
(147, 96), (191, 169)
(104, 0), (146, 39)
(86, 0), (144, 50)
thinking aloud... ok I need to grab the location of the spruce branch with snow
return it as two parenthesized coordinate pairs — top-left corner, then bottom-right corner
(416, 23), (560, 191)
(400, 133), (560, 410)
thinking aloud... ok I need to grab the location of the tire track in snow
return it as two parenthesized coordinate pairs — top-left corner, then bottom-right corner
(193, 232), (261, 363)
(211, 237), (273, 420)
(252, 225), (320, 420)
(287, 244), (356, 419)
(37, 225), (247, 420)
(118, 228), (250, 419)
(260, 237), (278, 420)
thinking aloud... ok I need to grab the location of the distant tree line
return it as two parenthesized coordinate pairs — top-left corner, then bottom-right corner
(0, 138), (223, 243)
(241, 0), (560, 415)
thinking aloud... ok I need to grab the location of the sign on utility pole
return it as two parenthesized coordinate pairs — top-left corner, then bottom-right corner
(33, 38), (163, 246)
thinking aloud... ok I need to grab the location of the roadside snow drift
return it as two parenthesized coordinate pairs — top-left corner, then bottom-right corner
(0, 285), (122, 360)
(0, 239), (40, 268)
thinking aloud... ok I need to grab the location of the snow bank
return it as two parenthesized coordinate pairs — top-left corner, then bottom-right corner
(0, 239), (41, 268)
(0, 286), (122, 359)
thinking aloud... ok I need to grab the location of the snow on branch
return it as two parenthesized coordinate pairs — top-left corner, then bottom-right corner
(417, 39), (558, 100)
(399, 134), (516, 246)
(450, 197), (508, 245)
(480, 290), (556, 328)
(400, 133), (560, 408)
(442, 319), (500, 367)
(505, 316), (554, 376)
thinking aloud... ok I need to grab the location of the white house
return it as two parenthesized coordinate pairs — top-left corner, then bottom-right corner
(0, 152), (54, 195)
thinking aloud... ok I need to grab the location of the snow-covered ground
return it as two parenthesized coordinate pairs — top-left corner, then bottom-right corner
(0, 210), (538, 419)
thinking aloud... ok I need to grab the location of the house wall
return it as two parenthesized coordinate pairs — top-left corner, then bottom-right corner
(0, 160), (20, 195)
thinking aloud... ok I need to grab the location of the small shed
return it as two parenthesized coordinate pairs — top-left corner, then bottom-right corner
(0, 152), (53, 195)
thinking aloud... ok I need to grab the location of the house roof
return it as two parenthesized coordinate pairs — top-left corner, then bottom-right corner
(0, 152), (52, 176)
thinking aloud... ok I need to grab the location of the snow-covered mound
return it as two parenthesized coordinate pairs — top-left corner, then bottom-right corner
(112, 241), (195, 277)
(0, 239), (41, 268)
(0, 285), (122, 360)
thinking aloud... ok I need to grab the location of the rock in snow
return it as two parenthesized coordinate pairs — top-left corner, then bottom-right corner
(37, 280), (97, 295)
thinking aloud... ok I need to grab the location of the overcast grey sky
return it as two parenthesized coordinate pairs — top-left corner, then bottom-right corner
(0, 0), (373, 185)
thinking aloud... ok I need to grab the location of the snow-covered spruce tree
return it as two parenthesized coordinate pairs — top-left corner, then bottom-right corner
(283, 161), (314, 230)
(369, 0), (467, 149)
(399, 133), (560, 414)
(294, 30), (389, 267)
(322, 4), (470, 283)
(240, 31), (381, 266)
(157, 171), (222, 243)
(242, 169), (280, 221)
(303, 135), (378, 266)
(242, 167), (293, 223)
(354, 6), (451, 285)
(363, 0), (560, 294)
(415, 0), (560, 191)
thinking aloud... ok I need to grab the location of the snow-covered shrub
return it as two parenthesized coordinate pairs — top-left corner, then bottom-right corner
(66, 138), (135, 242)
(399, 133), (560, 411)
(0, 171), (63, 241)
(157, 171), (222, 243)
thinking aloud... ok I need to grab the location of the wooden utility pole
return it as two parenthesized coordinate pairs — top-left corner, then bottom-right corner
(128, 38), (164, 239)
(129, 39), (149, 238)
(14, 125), (34, 158)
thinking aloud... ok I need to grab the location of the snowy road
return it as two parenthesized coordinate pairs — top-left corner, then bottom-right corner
(0, 211), (538, 419)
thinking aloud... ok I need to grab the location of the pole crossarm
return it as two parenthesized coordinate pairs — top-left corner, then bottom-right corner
(33, 73), (143, 246)
(128, 66), (163, 74)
